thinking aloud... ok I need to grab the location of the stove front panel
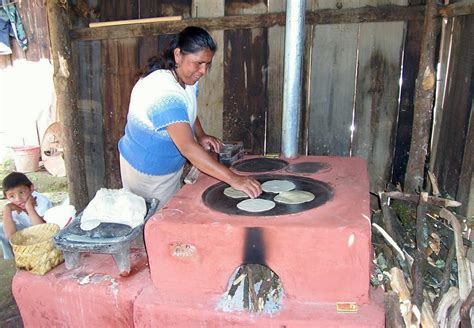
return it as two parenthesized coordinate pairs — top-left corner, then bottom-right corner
(145, 156), (372, 304)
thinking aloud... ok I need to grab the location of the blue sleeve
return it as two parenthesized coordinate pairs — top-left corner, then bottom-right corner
(148, 94), (190, 130)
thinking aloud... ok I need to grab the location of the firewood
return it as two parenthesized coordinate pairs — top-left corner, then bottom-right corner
(460, 289), (474, 328)
(439, 208), (473, 301)
(390, 267), (411, 302)
(447, 299), (462, 328)
(412, 304), (421, 327)
(440, 243), (456, 296)
(389, 267), (412, 327)
(373, 223), (406, 261)
(436, 286), (460, 328)
(384, 191), (462, 208)
(421, 301), (438, 328)
(428, 171), (441, 197)
(379, 193), (410, 252)
(384, 291), (405, 328)
(413, 192), (428, 310)
(373, 222), (414, 283)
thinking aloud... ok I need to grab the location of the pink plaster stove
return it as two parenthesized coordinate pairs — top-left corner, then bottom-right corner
(136, 155), (384, 327)
(12, 155), (384, 327)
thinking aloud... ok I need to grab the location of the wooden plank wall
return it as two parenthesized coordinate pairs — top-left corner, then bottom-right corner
(307, 0), (407, 192)
(432, 15), (474, 217)
(266, 0), (285, 155)
(72, 0), (412, 196)
(192, 0), (225, 140)
(308, 0), (359, 157)
(223, 1), (268, 154)
(352, 0), (407, 192)
(69, 0), (472, 210)
(391, 0), (423, 188)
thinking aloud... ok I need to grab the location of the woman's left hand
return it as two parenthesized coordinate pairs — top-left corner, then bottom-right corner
(197, 134), (222, 152)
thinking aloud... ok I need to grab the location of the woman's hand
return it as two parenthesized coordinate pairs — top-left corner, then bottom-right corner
(229, 174), (262, 199)
(197, 134), (222, 153)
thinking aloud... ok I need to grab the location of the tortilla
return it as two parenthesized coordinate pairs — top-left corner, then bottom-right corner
(274, 190), (315, 205)
(237, 199), (276, 213)
(223, 187), (249, 199)
(80, 219), (101, 231)
(261, 180), (296, 193)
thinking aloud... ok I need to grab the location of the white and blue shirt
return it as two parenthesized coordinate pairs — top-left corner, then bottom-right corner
(118, 70), (198, 175)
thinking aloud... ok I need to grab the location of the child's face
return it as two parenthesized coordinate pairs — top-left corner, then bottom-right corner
(5, 185), (33, 210)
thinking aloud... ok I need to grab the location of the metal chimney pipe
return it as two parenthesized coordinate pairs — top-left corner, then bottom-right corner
(281, 0), (305, 158)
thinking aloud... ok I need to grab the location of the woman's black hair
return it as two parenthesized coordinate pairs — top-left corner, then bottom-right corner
(2, 172), (32, 195)
(140, 26), (217, 78)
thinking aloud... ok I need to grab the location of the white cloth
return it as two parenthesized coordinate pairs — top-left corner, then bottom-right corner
(81, 188), (147, 229)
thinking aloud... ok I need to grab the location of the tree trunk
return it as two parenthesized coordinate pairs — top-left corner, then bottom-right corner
(46, 0), (89, 212)
(404, 0), (440, 193)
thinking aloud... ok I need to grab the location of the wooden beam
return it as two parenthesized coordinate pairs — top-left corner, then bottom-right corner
(440, 2), (474, 18)
(70, 5), (425, 41)
(89, 16), (182, 28)
(404, 0), (440, 193)
(46, 0), (89, 211)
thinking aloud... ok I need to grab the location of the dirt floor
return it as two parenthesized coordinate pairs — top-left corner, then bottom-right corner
(0, 159), (68, 327)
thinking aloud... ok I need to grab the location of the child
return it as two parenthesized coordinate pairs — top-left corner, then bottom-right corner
(1, 172), (52, 260)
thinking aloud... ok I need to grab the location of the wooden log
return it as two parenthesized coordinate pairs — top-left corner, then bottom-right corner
(384, 191), (462, 207)
(89, 16), (182, 28)
(379, 193), (409, 250)
(70, 5), (426, 41)
(441, 243), (456, 295)
(460, 289), (474, 328)
(385, 291), (406, 328)
(428, 171), (441, 196)
(389, 267), (412, 327)
(448, 300), (462, 328)
(413, 192), (428, 310)
(373, 223), (406, 261)
(421, 301), (438, 328)
(440, 2), (474, 18)
(404, 0), (441, 193)
(46, 0), (89, 212)
(435, 286), (460, 328)
(389, 267), (411, 302)
(439, 208), (473, 301)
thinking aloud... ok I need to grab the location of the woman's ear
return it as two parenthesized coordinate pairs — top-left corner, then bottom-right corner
(30, 184), (35, 192)
(174, 48), (182, 66)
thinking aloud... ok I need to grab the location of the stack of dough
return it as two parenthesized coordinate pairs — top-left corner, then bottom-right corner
(80, 188), (147, 230)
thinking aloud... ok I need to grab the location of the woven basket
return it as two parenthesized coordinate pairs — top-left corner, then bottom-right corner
(11, 223), (64, 275)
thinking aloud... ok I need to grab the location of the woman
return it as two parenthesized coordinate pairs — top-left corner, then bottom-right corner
(118, 26), (261, 208)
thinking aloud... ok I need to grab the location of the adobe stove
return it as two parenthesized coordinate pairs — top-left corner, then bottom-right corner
(136, 156), (384, 327)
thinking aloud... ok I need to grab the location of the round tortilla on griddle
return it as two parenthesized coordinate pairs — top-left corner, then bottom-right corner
(223, 186), (249, 199)
(237, 199), (276, 213)
(274, 190), (315, 204)
(261, 180), (296, 193)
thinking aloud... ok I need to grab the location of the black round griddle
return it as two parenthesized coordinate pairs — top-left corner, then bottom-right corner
(231, 158), (288, 172)
(285, 162), (331, 174)
(202, 175), (333, 216)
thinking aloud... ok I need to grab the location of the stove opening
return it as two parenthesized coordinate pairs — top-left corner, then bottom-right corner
(217, 264), (284, 314)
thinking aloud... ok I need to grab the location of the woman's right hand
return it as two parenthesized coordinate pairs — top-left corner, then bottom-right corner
(229, 174), (262, 198)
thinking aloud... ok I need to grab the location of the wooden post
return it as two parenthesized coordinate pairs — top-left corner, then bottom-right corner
(404, 0), (440, 193)
(412, 192), (428, 310)
(46, 0), (89, 212)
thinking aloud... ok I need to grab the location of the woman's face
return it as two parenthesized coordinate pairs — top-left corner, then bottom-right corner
(174, 47), (214, 86)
